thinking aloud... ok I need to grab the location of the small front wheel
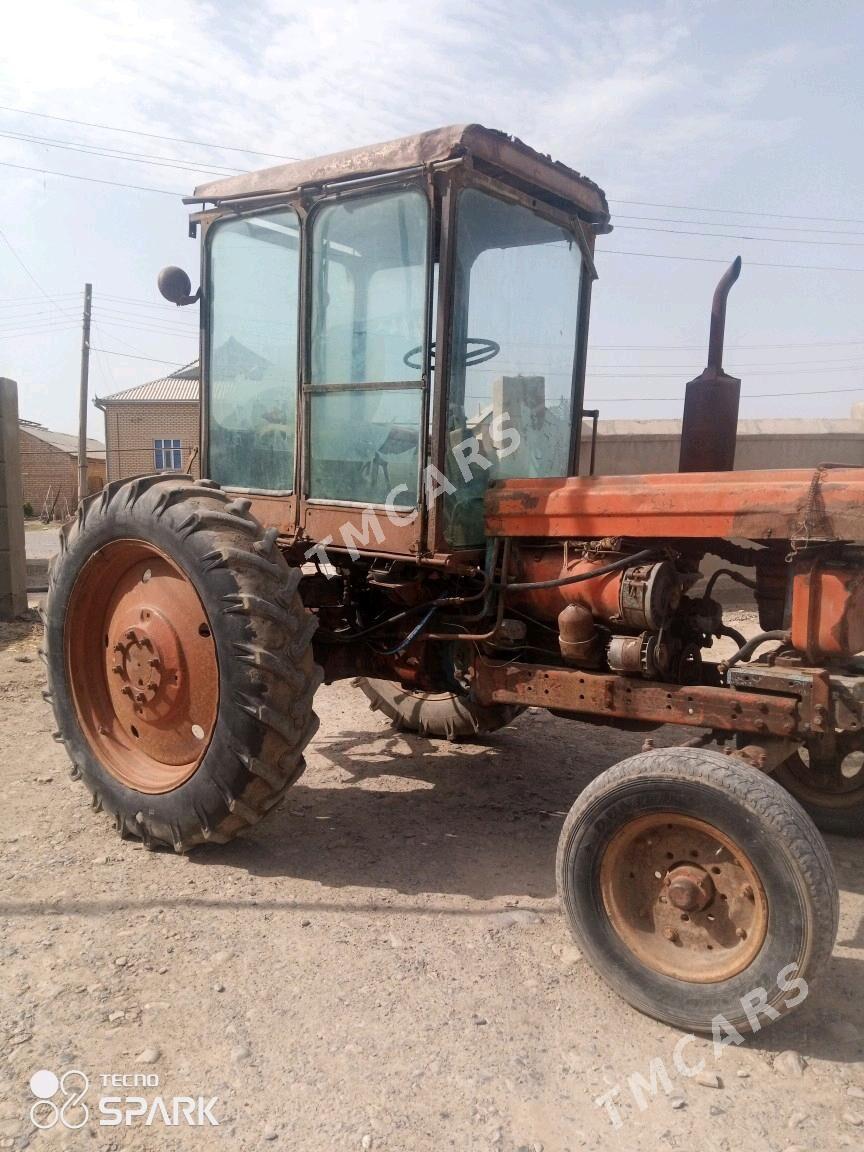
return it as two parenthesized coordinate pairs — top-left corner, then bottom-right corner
(556, 747), (838, 1034)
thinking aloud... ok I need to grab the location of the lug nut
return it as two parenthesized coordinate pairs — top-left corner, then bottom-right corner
(742, 884), (754, 900)
(736, 927), (748, 941)
(663, 927), (679, 942)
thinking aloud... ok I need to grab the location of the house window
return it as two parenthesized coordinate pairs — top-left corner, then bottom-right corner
(154, 438), (182, 471)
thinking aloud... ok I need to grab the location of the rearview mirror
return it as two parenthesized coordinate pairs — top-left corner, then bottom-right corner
(157, 265), (199, 306)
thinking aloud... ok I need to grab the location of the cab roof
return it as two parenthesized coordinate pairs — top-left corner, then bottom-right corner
(192, 124), (611, 230)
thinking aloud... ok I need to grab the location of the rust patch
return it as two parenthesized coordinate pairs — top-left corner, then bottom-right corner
(600, 813), (768, 984)
(472, 656), (799, 737)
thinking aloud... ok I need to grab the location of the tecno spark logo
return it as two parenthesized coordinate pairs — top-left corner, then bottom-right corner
(29, 1068), (219, 1128)
(29, 1069), (89, 1130)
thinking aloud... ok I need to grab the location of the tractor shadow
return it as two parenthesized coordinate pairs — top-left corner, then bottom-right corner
(192, 709), (643, 902)
(189, 710), (707, 903)
(189, 708), (864, 1065)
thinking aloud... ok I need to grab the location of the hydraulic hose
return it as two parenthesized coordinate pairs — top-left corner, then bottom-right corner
(719, 629), (792, 674)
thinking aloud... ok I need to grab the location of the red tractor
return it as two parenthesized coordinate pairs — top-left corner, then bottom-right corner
(46, 126), (860, 1035)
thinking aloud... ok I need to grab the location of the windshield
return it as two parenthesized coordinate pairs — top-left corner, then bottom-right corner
(444, 189), (584, 546)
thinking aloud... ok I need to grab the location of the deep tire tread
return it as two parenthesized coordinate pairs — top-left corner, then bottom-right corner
(356, 677), (522, 740)
(44, 474), (321, 852)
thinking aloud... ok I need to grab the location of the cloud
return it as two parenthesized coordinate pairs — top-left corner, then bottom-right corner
(0, 0), (798, 196)
(0, 0), (824, 433)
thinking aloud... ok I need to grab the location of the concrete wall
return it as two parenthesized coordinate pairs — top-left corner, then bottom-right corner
(102, 401), (200, 481)
(0, 380), (28, 617)
(578, 415), (864, 476)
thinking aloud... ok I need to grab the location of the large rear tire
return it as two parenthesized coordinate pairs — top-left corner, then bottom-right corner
(557, 747), (838, 1034)
(356, 677), (521, 740)
(44, 475), (321, 851)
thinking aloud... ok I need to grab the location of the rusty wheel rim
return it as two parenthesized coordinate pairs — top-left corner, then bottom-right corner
(599, 813), (768, 983)
(64, 540), (219, 794)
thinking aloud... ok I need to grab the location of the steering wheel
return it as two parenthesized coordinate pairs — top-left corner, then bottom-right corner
(403, 338), (500, 371)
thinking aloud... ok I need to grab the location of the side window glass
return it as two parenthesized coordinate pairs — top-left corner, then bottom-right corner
(208, 210), (300, 490)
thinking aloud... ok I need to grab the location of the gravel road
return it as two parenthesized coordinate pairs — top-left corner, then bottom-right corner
(0, 613), (862, 1151)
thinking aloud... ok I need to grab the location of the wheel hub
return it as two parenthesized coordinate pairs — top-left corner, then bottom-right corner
(599, 813), (768, 983)
(109, 612), (183, 717)
(666, 864), (714, 912)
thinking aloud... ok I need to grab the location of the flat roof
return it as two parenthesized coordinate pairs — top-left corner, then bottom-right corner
(193, 124), (611, 228)
(19, 420), (104, 457)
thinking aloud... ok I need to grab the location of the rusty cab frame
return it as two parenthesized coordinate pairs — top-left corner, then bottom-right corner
(186, 125), (610, 569)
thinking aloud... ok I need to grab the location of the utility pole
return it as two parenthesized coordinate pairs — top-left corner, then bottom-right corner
(77, 282), (92, 506)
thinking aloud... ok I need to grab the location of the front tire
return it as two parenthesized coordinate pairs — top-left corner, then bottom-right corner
(44, 475), (321, 851)
(556, 747), (838, 1033)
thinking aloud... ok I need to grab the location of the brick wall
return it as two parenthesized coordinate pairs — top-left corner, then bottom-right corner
(18, 430), (105, 515)
(102, 402), (200, 481)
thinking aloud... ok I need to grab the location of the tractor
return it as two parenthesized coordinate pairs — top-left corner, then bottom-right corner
(45, 126), (861, 1035)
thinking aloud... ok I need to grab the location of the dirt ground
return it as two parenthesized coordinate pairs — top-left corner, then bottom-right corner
(0, 610), (862, 1151)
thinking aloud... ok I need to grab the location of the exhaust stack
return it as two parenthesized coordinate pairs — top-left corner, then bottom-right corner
(678, 256), (742, 473)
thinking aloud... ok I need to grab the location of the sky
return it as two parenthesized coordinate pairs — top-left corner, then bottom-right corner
(1, 0), (862, 441)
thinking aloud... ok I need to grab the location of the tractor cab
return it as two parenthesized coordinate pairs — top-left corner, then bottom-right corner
(170, 125), (610, 559)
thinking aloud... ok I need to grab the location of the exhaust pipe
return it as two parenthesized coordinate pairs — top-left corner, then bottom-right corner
(679, 256), (742, 473)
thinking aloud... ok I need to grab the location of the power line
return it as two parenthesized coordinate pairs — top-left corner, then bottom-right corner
(615, 223), (864, 248)
(93, 319), (197, 341)
(614, 213), (864, 238)
(94, 304), (197, 324)
(588, 356), (864, 369)
(0, 324), (78, 341)
(585, 384), (864, 402)
(94, 307), (196, 328)
(609, 198), (864, 227)
(587, 366), (864, 378)
(98, 292), (197, 310)
(0, 104), (298, 162)
(0, 158), (183, 196)
(601, 247), (864, 273)
(0, 128), (245, 177)
(90, 347), (189, 365)
(0, 318), (81, 336)
(0, 225), (80, 324)
(0, 292), (80, 305)
(589, 339), (864, 350)
(6, 160), (864, 275)
(0, 306), (75, 324)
